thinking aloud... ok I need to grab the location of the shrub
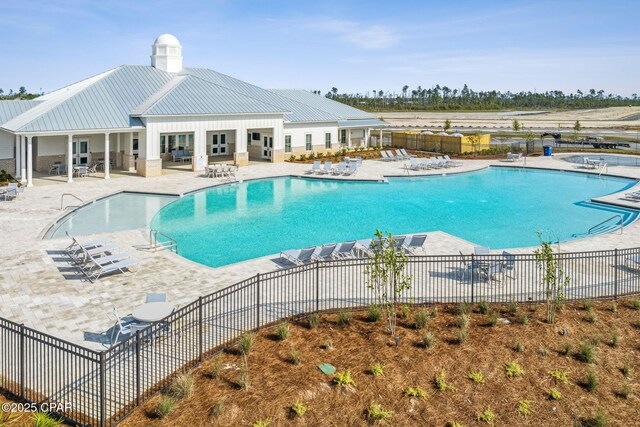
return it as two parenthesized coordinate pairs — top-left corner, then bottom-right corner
(616, 384), (631, 399)
(457, 301), (471, 315)
(153, 396), (176, 419)
(238, 332), (255, 355)
(414, 308), (430, 329)
(574, 410), (608, 427)
(514, 339), (523, 353)
(457, 313), (470, 329)
(549, 369), (570, 385)
(477, 407), (496, 425)
(367, 304), (382, 322)
(337, 310), (351, 327)
(629, 298), (640, 310)
(434, 370), (456, 391)
(548, 388), (562, 400)
(237, 360), (249, 390)
(539, 347), (549, 357)
(583, 299), (593, 311)
(610, 330), (620, 348)
(585, 369), (599, 392)
(369, 363), (384, 376)
(457, 328), (468, 344)
(209, 358), (223, 379)
(421, 331), (436, 349)
(208, 396), (226, 420)
(366, 403), (392, 422)
(290, 350), (301, 365)
(505, 361), (525, 377)
(400, 305), (410, 319)
(404, 386), (428, 398)
(323, 338), (333, 350)
(577, 341), (596, 363)
(609, 301), (617, 313)
(508, 300), (518, 316)
(622, 362), (631, 377)
(31, 412), (63, 427)
(275, 322), (291, 340)
(516, 399), (534, 417)
(477, 299), (489, 314)
(169, 373), (194, 399)
(252, 418), (271, 427)
(486, 311), (498, 326)
(298, 154), (306, 161)
(308, 313), (321, 329)
(517, 313), (529, 325)
(447, 422), (466, 427)
(288, 154), (296, 162)
(586, 310), (598, 324)
(291, 399), (309, 417)
(466, 371), (486, 385)
(561, 342), (571, 356)
(333, 370), (355, 388)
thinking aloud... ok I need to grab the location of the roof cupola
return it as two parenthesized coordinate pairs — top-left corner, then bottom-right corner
(151, 34), (183, 73)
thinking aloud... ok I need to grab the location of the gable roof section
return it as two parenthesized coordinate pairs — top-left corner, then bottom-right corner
(10, 66), (174, 133)
(184, 68), (340, 123)
(133, 74), (288, 116)
(271, 89), (375, 120)
(0, 100), (42, 126)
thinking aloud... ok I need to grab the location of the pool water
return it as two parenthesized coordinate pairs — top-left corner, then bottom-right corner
(48, 192), (177, 239)
(150, 168), (638, 267)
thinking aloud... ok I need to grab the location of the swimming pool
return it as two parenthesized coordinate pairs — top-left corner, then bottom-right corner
(149, 168), (638, 267)
(564, 154), (640, 167)
(46, 192), (177, 239)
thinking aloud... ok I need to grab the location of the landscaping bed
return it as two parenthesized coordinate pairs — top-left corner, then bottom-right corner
(121, 300), (640, 426)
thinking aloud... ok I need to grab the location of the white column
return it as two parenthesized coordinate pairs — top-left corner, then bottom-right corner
(104, 132), (110, 179)
(14, 135), (22, 179)
(116, 133), (121, 167)
(19, 136), (26, 183)
(364, 128), (370, 147)
(67, 134), (74, 183)
(26, 136), (33, 187)
(379, 129), (383, 147)
(347, 129), (352, 147)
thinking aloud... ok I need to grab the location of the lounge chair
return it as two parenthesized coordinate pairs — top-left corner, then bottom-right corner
(344, 162), (358, 175)
(386, 150), (400, 161)
(395, 149), (409, 160)
(332, 241), (357, 259)
(436, 156), (450, 167)
(624, 192), (640, 201)
(333, 162), (346, 175)
(82, 252), (131, 271)
(392, 235), (407, 252)
(86, 258), (138, 282)
(319, 161), (332, 174)
(420, 157), (433, 169)
(354, 156), (363, 165)
(74, 243), (120, 264)
(1, 187), (17, 201)
(444, 155), (462, 166)
(280, 247), (316, 266)
(400, 148), (416, 158)
(402, 234), (427, 254)
(506, 152), (515, 161)
(312, 243), (337, 261)
(65, 235), (110, 256)
(409, 157), (422, 171)
(307, 161), (321, 174)
(380, 151), (393, 162)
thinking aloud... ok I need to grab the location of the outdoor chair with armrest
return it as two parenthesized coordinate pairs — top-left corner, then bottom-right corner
(280, 247), (317, 266)
(332, 241), (357, 259)
(402, 234), (427, 254)
(312, 243), (338, 261)
(86, 258), (138, 282)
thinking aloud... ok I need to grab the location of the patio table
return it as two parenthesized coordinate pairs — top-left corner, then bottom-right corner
(132, 302), (175, 323)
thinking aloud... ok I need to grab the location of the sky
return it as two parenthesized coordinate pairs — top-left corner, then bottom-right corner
(1, 0), (638, 97)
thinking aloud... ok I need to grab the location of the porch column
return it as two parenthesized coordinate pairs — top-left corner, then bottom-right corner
(116, 134), (121, 168)
(379, 129), (383, 147)
(104, 132), (110, 179)
(26, 136), (33, 187)
(19, 135), (26, 183)
(364, 128), (370, 147)
(347, 129), (351, 148)
(67, 134), (74, 183)
(14, 135), (22, 180)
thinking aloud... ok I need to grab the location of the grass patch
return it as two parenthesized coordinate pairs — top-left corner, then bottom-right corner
(307, 313), (321, 329)
(367, 304), (382, 322)
(291, 399), (309, 417)
(209, 358), (222, 379)
(457, 328), (468, 344)
(252, 418), (271, 427)
(421, 330), (436, 349)
(549, 369), (570, 385)
(477, 407), (496, 425)
(366, 403), (392, 422)
(153, 396), (176, 419)
(477, 299), (489, 314)
(169, 374), (193, 399)
(505, 361), (525, 377)
(289, 350), (301, 365)
(585, 369), (599, 392)
(548, 388), (562, 400)
(574, 410), (608, 427)
(434, 370), (456, 391)
(31, 412), (63, 427)
(516, 399), (534, 417)
(369, 363), (384, 376)
(238, 332), (255, 355)
(333, 370), (355, 388)
(337, 311), (351, 327)
(274, 322), (291, 340)
(628, 298), (640, 310)
(466, 371), (486, 385)
(403, 386), (428, 398)
(577, 341), (597, 364)
(208, 396), (226, 420)
(414, 308), (430, 329)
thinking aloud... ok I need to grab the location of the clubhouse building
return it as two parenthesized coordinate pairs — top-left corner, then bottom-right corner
(0, 34), (384, 186)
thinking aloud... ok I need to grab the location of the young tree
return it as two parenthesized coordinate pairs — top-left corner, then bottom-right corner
(512, 119), (522, 132)
(534, 233), (569, 324)
(468, 133), (482, 157)
(366, 230), (413, 337)
(443, 119), (452, 132)
(524, 129), (535, 155)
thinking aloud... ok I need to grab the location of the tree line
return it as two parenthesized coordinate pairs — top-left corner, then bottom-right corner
(313, 85), (640, 111)
(0, 87), (42, 100)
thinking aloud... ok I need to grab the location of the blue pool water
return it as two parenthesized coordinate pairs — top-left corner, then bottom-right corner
(149, 168), (638, 267)
(48, 193), (177, 239)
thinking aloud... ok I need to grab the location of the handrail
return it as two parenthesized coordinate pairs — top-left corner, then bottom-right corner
(598, 163), (608, 176)
(149, 229), (178, 253)
(588, 214), (623, 235)
(60, 193), (84, 210)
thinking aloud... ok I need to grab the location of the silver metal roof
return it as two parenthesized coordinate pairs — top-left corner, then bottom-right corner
(337, 119), (387, 128)
(272, 89), (375, 120)
(0, 100), (42, 127)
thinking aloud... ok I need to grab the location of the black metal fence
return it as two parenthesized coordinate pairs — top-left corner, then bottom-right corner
(2, 248), (640, 426)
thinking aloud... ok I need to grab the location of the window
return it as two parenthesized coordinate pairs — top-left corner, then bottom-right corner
(132, 138), (139, 151)
(285, 135), (291, 152)
(160, 133), (194, 154)
(325, 132), (331, 149)
(305, 134), (312, 151)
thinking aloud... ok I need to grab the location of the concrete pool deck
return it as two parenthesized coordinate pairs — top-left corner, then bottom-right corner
(1, 153), (640, 348)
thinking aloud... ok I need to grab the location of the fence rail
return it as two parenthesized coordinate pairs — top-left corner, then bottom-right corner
(2, 248), (640, 426)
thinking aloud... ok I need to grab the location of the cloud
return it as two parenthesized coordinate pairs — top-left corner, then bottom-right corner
(310, 19), (400, 50)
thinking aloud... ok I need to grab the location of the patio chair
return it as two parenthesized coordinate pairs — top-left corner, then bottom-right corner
(386, 150), (400, 161)
(65, 234), (110, 256)
(146, 292), (168, 303)
(308, 160), (321, 174)
(408, 157), (422, 171)
(333, 162), (346, 175)
(395, 149), (408, 160)
(400, 148), (416, 158)
(392, 235), (407, 252)
(457, 250), (474, 280)
(506, 152), (515, 161)
(73, 243), (120, 264)
(332, 241), (357, 259)
(624, 192), (640, 201)
(480, 261), (505, 283)
(82, 252), (131, 271)
(380, 151), (392, 162)
(444, 155), (463, 166)
(320, 161), (333, 174)
(87, 164), (98, 175)
(431, 157), (445, 168)
(86, 258), (138, 282)
(402, 234), (427, 254)
(420, 157), (433, 169)
(436, 156), (450, 167)
(280, 247), (316, 266)
(502, 251), (516, 277)
(49, 161), (63, 175)
(354, 156), (363, 165)
(344, 162), (358, 176)
(74, 166), (89, 177)
(312, 243), (337, 261)
(474, 246), (491, 255)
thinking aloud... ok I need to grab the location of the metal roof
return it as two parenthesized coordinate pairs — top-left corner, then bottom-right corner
(271, 89), (375, 120)
(135, 75), (288, 116)
(337, 119), (388, 128)
(0, 100), (42, 126)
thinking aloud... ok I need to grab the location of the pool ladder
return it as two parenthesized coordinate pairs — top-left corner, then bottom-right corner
(149, 229), (178, 254)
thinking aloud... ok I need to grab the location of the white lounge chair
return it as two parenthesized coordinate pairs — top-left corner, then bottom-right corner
(82, 252), (130, 271)
(86, 258), (138, 282)
(409, 158), (422, 171)
(386, 150), (400, 161)
(319, 161), (333, 174)
(444, 155), (463, 166)
(280, 247), (316, 266)
(308, 160), (321, 174)
(73, 243), (120, 264)
(420, 157), (433, 169)
(333, 162), (346, 175)
(402, 234), (427, 254)
(431, 157), (446, 168)
(436, 156), (450, 167)
(65, 235), (110, 256)
(395, 149), (408, 160)
(624, 192), (640, 201)
(344, 162), (358, 175)
(312, 243), (337, 261)
(332, 241), (357, 258)
(380, 151), (393, 162)
(400, 148), (416, 158)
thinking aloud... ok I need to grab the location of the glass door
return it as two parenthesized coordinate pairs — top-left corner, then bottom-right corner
(210, 133), (228, 156)
(262, 136), (272, 159)
(72, 139), (90, 165)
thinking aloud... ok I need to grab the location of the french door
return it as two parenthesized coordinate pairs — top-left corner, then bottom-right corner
(262, 136), (272, 159)
(210, 133), (228, 156)
(72, 139), (90, 165)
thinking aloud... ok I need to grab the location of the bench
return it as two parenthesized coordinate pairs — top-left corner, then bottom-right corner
(171, 149), (192, 162)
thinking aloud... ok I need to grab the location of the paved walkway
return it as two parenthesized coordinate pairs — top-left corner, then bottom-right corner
(1, 153), (640, 348)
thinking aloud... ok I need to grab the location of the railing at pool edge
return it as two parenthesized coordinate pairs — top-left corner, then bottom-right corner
(149, 229), (178, 254)
(2, 247), (640, 427)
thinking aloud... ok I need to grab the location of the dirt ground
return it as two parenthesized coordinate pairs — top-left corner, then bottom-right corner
(119, 300), (639, 427)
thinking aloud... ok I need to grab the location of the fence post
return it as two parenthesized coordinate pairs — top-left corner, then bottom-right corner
(99, 351), (106, 427)
(470, 254), (475, 303)
(135, 331), (141, 406)
(198, 296), (203, 361)
(315, 261), (320, 312)
(614, 248), (618, 300)
(19, 324), (24, 398)
(256, 273), (261, 330)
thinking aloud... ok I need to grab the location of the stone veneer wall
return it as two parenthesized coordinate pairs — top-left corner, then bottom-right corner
(0, 158), (15, 176)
